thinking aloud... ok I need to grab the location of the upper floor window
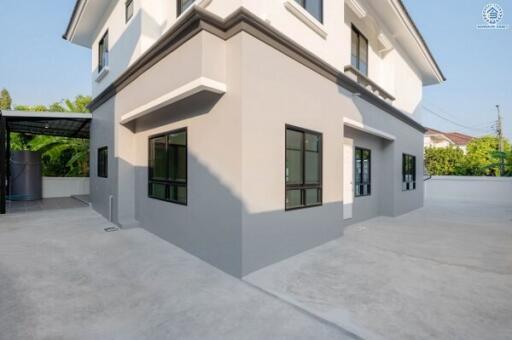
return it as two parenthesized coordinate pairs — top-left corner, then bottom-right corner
(285, 126), (322, 210)
(177, 0), (195, 16)
(351, 26), (368, 76)
(355, 147), (371, 197)
(125, 0), (134, 22)
(98, 31), (109, 73)
(148, 129), (188, 205)
(402, 154), (416, 191)
(294, 0), (323, 23)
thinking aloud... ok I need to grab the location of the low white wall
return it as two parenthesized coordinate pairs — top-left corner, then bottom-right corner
(42, 177), (90, 198)
(425, 176), (512, 203)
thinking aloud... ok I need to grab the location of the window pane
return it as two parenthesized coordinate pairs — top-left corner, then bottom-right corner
(286, 189), (302, 209)
(355, 157), (362, 185)
(179, 0), (195, 14)
(305, 151), (320, 184)
(305, 188), (321, 206)
(359, 37), (368, 63)
(351, 29), (358, 66)
(151, 136), (167, 180)
(362, 158), (370, 183)
(150, 183), (167, 200)
(169, 131), (186, 146)
(286, 150), (303, 185)
(169, 145), (187, 182)
(169, 185), (187, 204)
(169, 131), (187, 182)
(286, 129), (303, 150)
(305, 0), (322, 22)
(305, 133), (319, 152)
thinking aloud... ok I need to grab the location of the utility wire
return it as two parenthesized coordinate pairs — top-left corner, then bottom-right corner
(421, 105), (494, 133)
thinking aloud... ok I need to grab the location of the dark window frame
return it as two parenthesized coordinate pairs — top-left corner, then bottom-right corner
(354, 147), (371, 197)
(351, 25), (369, 76)
(294, 0), (324, 23)
(125, 0), (134, 22)
(148, 128), (188, 205)
(98, 30), (109, 73)
(97, 146), (108, 178)
(177, 0), (195, 16)
(285, 125), (323, 211)
(402, 153), (416, 191)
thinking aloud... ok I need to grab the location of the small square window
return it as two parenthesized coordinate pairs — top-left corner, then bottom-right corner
(98, 147), (108, 178)
(98, 31), (109, 73)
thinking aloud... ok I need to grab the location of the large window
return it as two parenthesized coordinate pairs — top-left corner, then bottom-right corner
(148, 129), (187, 205)
(98, 147), (108, 178)
(351, 25), (368, 76)
(285, 126), (322, 210)
(294, 0), (323, 23)
(98, 31), (109, 73)
(355, 147), (371, 197)
(177, 0), (195, 16)
(402, 154), (416, 191)
(125, 0), (134, 22)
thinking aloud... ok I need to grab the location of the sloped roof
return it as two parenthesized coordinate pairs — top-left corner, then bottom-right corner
(425, 128), (474, 146)
(444, 132), (474, 146)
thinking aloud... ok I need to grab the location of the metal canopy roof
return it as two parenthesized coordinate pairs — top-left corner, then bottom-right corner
(0, 110), (92, 139)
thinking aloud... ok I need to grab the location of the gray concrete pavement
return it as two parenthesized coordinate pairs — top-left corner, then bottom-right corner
(0, 207), (354, 340)
(245, 199), (512, 340)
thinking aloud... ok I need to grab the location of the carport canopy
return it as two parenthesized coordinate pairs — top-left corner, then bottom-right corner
(0, 109), (92, 214)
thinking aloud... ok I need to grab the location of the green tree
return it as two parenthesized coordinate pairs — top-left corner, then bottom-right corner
(460, 136), (511, 176)
(0, 88), (12, 110)
(425, 146), (465, 175)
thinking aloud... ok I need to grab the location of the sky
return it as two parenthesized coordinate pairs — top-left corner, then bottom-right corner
(0, 0), (511, 139)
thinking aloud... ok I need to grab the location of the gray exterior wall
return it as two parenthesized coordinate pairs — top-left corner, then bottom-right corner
(237, 33), (424, 275)
(89, 97), (116, 222)
(89, 30), (425, 278)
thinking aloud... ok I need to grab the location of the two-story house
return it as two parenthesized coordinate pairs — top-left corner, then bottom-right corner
(64, 0), (444, 277)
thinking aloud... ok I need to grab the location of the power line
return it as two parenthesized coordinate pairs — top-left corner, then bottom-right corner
(421, 105), (494, 133)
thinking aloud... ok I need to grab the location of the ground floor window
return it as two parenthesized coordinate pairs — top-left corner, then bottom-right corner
(402, 153), (416, 191)
(97, 147), (108, 178)
(148, 128), (187, 205)
(285, 126), (322, 210)
(355, 147), (371, 197)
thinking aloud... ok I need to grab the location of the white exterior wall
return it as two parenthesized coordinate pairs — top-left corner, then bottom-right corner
(426, 176), (512, 204)
(42, 177), (90, 198)
(89, 0), (424, 113)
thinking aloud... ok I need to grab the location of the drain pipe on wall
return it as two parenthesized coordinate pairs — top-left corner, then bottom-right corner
(108, 195), (114, 222)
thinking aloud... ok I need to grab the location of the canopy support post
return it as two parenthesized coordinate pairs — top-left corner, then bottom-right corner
(0, 114), (7, 214)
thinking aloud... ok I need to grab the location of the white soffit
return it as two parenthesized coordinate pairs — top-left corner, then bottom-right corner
(120, 77), (227, 125)
(346, 0), (367, 19)
(343, 117), (396, 141)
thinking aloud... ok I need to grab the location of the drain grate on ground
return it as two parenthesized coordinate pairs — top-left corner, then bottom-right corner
(104, 226), (120, 233)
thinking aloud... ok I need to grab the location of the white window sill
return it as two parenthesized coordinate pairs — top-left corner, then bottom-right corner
(284, 0), (327, 39)
(95, 67), (109, 83)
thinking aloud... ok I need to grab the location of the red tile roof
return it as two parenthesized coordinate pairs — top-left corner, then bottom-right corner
(425, 128), (474, 146)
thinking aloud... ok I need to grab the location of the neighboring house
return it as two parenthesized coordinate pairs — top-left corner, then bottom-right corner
(425, 128), (474, 153)
(64, 0), (444, 277)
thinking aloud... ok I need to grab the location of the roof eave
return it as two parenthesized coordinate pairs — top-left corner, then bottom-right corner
(395, 0), (446, 83)
(62, 0), (87, 43)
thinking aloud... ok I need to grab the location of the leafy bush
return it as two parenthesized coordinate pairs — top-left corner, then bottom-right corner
(425, 135), (512, 177)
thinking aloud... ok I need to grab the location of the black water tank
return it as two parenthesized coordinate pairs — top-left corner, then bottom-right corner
(9, 151), (42, 201)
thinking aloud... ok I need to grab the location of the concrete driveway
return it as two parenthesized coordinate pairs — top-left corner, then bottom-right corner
(245, 199), (512, 340)
(0, 207), (354, 340)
